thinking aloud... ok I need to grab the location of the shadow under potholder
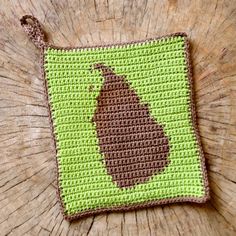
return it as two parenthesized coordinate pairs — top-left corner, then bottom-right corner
(20, 15), (210, 221)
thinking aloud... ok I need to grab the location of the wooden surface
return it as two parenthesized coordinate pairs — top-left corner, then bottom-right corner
(0, 0), (236, 235)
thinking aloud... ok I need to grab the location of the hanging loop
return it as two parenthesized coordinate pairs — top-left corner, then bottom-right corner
(20, 15), (47, 49)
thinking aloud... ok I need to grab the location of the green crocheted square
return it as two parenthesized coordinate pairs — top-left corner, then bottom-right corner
(44, 33), (209, 220)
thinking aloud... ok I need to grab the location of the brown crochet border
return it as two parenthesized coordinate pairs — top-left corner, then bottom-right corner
(40, 32), (210, 221)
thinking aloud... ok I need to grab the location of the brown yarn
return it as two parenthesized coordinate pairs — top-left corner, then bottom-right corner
(20, 15), (47, 49)
(92, 63), (170, 188)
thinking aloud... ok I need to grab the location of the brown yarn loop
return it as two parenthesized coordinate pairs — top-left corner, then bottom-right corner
(20, 15), (47, 49)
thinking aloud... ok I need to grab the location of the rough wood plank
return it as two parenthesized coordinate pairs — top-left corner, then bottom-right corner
(0, 0), (236, 235)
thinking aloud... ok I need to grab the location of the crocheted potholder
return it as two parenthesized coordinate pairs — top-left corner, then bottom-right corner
(21, 15), (209, 221)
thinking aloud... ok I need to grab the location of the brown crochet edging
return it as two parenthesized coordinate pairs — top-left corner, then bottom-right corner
(37, 31), (210, 220)
(183, 36), (210, 203)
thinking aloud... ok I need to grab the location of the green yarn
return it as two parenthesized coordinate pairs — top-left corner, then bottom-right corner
(45, 35), (206, 215)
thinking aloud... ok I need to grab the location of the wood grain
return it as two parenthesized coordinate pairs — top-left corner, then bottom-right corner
(0, 0), (235, 235)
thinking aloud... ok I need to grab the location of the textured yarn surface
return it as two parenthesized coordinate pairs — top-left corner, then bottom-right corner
(44, 34), (208, 219)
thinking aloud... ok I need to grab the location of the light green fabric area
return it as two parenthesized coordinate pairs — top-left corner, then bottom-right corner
(44, 35), (205, 215)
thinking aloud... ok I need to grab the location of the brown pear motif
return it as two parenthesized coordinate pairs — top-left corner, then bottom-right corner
(92, 63), (170, 188)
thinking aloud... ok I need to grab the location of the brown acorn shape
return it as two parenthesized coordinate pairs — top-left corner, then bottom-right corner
(92, 63), (170, 188)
